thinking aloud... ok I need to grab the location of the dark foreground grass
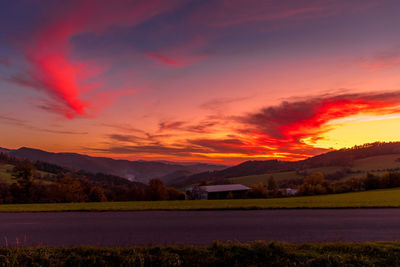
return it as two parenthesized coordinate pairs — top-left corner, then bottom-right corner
(1, 241), (400, 266)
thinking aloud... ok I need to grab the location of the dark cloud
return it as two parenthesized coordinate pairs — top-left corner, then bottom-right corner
(239, 91), (400, 141)
(199, 96), (251, 111)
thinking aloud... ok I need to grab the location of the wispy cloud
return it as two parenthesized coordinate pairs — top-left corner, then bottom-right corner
(0, 114), (87, 135)
(359, 47), (400, 70)
(189, 0), (381, 27)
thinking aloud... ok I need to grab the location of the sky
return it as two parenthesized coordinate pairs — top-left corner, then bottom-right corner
(1, 0), (400, 164)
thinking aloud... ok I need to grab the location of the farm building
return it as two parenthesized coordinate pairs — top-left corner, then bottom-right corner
(280, 188), (299, 196)
(185, 184), (250, 200)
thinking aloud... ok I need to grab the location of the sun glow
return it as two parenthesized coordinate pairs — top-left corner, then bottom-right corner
(304, 116), (400, 149)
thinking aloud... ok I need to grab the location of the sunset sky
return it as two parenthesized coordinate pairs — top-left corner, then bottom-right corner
(2, 0), (400, 163)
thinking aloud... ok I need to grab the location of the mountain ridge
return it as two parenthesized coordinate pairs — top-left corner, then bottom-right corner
(3, 147), (227, 183)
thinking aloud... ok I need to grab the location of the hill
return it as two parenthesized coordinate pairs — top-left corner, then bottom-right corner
(3, 147), (227, 184)
(170, 142), (400, 187)
(0, 152), (143, 188)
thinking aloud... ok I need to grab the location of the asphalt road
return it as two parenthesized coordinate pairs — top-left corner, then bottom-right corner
(1, 209), (400, 246)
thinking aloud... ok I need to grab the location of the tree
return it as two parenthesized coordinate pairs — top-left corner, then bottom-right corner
(298, 172), (329, 196)
(304, 172), (325, 185)
(267, 176), (279, 196)
(88, 186), (107, 202)
(12, 160), (36, 203)
(364, 172), (380, 190)
(166, 187), (185, 200)
(147, 179), (168, 200)
(248, 182), (268, 198)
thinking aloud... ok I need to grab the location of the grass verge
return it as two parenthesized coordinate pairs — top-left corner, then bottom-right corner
(1, 241), (400, 266)
(0, 188), (400, 212)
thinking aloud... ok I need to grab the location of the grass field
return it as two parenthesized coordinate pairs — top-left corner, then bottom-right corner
(0, 164), (15, 183)
(0, 163), (54, 185)
(1, 241), (400, 266)
(229, 171), (300, 186)
(229, 166), (343, 186)
(0, 187), (399, 212)
(352, 154), (400, 171)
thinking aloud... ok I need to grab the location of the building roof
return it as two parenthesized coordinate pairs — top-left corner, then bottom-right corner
(199, 184), (250, 193)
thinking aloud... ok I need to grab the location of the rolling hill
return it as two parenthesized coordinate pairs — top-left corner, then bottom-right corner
(170, 142), (400, 187)
(1, 147), (227, 184)
(0, 154), (144, 189)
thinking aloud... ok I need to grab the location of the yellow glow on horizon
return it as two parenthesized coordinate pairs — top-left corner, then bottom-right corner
(305, 116), (400, 149)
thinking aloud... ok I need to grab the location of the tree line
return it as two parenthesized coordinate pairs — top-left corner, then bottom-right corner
(0, 155), (185, 204)
(247, 171), (400, 198)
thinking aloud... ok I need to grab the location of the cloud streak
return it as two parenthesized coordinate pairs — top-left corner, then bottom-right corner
(0, 114), (87, 135)
(9, 0), (182, 118)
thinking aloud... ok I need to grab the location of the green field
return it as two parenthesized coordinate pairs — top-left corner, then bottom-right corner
(0, 163), (15, 183)
(1, 188), (400, 212)
(352, 154), (400, 171)
(1, 241), (400, 266)
(0, 163), (54, 185)
(229, 171), (300, 186)
(229, 166), (342, 186)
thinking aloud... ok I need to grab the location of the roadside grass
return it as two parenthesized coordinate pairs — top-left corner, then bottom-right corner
(1, 188), (400, 212)
(1, 241), (400, 266)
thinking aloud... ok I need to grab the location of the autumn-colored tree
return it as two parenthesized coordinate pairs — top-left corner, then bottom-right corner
(248, 182), (268, 198)
(56, 177), (88, 202)
(147, 179), (168, 200)
(299, 172), (329, 195)
(88, 186), (107, 202)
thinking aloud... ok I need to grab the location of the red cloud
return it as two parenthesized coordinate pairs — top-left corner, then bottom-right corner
(17, 0), (182, 118)
(242, 92), (400, 146)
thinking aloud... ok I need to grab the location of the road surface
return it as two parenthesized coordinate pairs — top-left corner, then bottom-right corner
(1, 209), (400, 246)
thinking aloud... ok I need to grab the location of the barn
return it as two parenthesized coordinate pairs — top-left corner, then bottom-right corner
(185, 184), (250, 200)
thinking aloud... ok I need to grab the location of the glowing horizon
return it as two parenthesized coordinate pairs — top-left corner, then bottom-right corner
(1, 0), (400, 164)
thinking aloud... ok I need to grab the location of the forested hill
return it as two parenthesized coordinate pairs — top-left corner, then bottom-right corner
(170, 142), (400, 187)
(0, 152), (186, 203)
(2, 147), (227, 183)
(0, 152), (143, 188)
